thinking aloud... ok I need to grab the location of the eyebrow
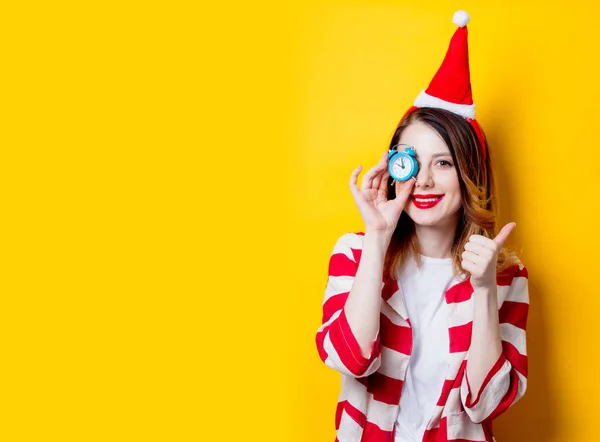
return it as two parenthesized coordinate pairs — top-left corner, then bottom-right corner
(429, 152), (453, 158)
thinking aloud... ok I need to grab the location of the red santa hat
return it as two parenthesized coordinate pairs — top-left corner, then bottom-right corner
(400, 11), (487, 161)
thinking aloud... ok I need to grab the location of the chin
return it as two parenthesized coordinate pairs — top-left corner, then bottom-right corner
(406, 207), (459, 228)
(408, 215), (444, 227)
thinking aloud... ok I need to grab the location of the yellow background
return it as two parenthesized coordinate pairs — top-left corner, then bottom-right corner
(1, 0), (598, 441)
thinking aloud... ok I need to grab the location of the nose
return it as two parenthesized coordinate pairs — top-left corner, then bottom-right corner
(414, 164), (433, 188)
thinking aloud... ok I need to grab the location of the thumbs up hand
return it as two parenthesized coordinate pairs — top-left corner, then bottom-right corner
(461, 222), (516, 290)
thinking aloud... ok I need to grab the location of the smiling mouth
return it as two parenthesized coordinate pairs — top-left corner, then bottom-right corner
(411, 194), (445, 209)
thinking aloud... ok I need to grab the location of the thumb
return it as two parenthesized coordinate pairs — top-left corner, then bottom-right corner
(494, 222), (516, 248)
(393, 178), (416, 207)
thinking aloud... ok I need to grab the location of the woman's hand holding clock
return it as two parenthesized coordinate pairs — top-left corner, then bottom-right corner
(349, 152), (415, 236)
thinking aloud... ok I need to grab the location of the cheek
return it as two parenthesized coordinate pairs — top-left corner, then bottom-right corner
(437, 171), (461, 196)
(449, 179), (461, 199)
(447, 175), (462, 209)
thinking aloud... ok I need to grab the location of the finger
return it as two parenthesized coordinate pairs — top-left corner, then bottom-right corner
(393, 178), (416, 206)
(374, 172), (392, 205)
(461, 259), (477, 274)
(373, 168), (390, 193)
(468, 234), (498, 250)
(349, 165), (363, 196)
(494, 222), (516, 247)
(378, 150), (388, 165)
(372, 153), (389, 188)
(361, 153), (389, 191)
(375, 170), (390, 194)
(461, 250), (481, 265)
(464, 242), (494, 258)
(349, 164), (362, 187)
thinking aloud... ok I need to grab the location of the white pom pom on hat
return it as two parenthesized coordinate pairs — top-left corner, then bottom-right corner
(452, 10), (470, 27)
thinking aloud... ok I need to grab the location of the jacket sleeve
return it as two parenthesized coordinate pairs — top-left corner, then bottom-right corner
(315, 232), (382, 378)
(461, 265), (529, 423)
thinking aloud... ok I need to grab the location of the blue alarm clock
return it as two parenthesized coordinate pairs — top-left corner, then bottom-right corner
(388, 144), (418, 182)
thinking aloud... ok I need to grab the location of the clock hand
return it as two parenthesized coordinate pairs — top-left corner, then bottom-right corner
(400, 157), (405, 169)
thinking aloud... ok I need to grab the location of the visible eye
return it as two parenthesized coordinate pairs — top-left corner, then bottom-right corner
(436, 160), (453, 168)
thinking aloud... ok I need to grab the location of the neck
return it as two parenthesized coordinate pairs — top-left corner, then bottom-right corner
(414, 217), (459, 259)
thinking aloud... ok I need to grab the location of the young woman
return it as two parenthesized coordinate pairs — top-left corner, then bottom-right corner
(315, 12), (529, 442)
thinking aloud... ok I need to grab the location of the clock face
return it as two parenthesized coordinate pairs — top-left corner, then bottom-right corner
(390, 154), (412, 180)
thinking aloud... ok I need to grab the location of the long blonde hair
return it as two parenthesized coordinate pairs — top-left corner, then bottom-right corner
(384, 108), (519, 281)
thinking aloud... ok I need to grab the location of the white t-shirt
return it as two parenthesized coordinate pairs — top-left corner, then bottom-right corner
(394, 255), (460, 442)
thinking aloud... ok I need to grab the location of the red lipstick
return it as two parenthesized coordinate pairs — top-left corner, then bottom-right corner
(411, 194), (445, 209)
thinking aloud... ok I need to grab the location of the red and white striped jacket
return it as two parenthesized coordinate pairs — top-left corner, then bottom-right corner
(315, 232), (529, 442)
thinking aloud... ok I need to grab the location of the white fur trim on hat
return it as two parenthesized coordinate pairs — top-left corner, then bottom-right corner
(414, 90), (476, 119)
